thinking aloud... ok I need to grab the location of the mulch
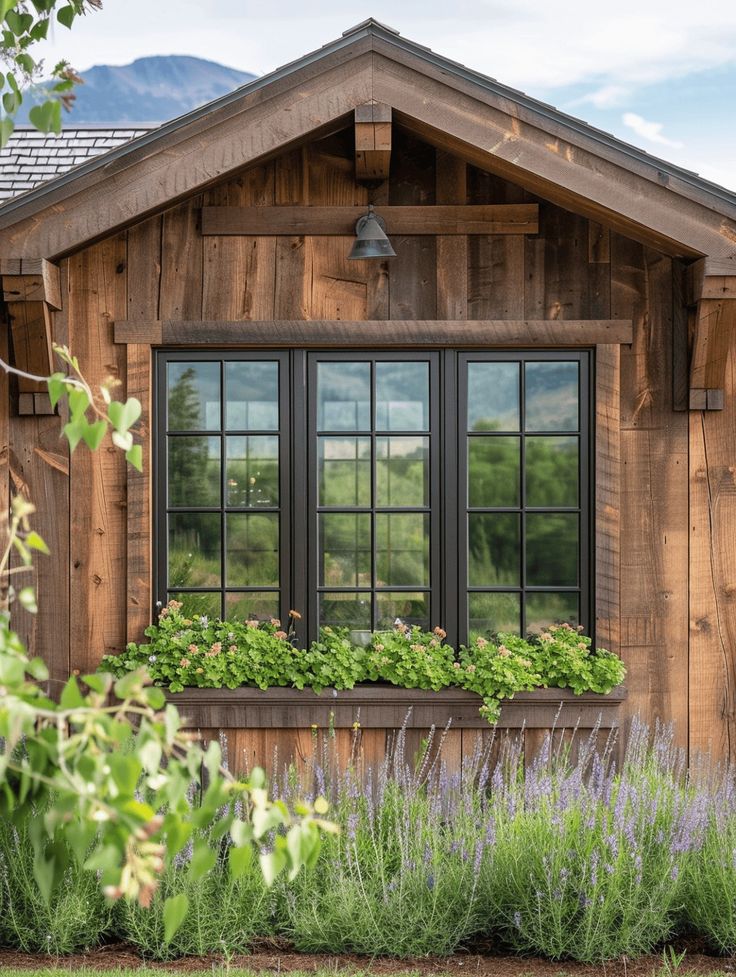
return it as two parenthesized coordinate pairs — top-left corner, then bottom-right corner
(0, 938), (734, 975)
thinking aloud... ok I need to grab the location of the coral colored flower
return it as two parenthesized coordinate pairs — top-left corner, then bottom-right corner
(168, 599), (183, 610)
(228, 645), (237, 654)
(210, 642), (222, 654)
(158, 607), (169, 619)
(476, 637), (488, 648)
(188, 643), (199, 654)
(498, 645), (511, 658)
(246, 619), (259, 629)
(274, 630), (288, 639)
(270, 617), (282, 627)
(179, 658), (190, 668)
(433, 626), (447, 639)
(289, 609), (302, 620)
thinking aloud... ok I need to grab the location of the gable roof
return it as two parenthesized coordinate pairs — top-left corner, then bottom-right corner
(0, 125), (154, 203)
(1, 19), (735, 262)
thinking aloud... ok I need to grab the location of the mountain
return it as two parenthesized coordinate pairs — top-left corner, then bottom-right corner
(18, 55), (256, 124)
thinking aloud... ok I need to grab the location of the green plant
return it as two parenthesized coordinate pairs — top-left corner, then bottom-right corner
(457, 634), (542, 721)
(364, 624), (456, 691)
(683, 810), (736, 953)
(528, 623), (626, 694)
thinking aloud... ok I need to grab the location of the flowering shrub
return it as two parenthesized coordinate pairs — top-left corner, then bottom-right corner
(101, 606), (626, 723)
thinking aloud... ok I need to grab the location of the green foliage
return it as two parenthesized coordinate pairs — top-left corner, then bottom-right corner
(102, 605), (626, 724)
(683, 814), (736, 953)
(0, 0), (101, 146)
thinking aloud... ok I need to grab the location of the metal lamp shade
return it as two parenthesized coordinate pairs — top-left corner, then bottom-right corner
(347, 210), (397, 260)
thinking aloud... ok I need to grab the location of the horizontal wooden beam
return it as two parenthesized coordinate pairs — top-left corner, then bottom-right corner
(686, 257), (736, 303)
(355, 102), (392, 181)
(201, 203), (539, 236)
(113, 318), (632, 347)
(1, 259), (61, 309)
(164, 684), (627, 730)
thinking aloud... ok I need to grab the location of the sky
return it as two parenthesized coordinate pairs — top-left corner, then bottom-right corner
(32, 0), (736, 190)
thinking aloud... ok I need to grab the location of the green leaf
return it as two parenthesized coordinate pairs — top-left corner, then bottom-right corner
(5, 10), (33, 35)
(28, 99), (61, 134)
(63, 420), (84, 452)
(229, 843), (253, 879)
(81, 419), (107, 451)
(0, 1), (16, 22)
(259, 848), (286, 887)
(111, 429), (133, 452)
(59, 675), (84, 709)
(18, 586), (37, 614)
(189, 840), (217, 881)
(126, 444), (143, 471)
(0, 117), (14, 149)
(57, 4), (75, 28)
(108, 397), (141, 433)
(163, 893), (189, 943)
(26, 531), (50, 554)
(47, 373), (68, 409)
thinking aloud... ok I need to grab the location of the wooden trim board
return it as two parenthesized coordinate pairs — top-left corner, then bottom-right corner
(113, 318), (633, 346)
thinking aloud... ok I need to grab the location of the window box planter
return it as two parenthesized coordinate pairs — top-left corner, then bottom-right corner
(164, 684), (627, 730)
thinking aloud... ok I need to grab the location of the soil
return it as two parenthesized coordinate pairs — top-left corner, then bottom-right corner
(0, 938), (734, 976)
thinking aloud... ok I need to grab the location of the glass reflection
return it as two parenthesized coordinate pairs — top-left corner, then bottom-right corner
(226, 436), (279, 507)
(525, 361), (579, 431)
(225, 591), (280, 622)
(320, 513), (371, 587)
(468, 436), (520, 507)
(226, 513), (279, 587)
(376, 592), (429, 629)
(375, 362), (429, 431)
(320, 592), (371, 630)
(319, 437), (371, 507)
(168, 436), (220, 508)
(168, 362), (220, 431)
(526, 593), (579, 634)
(317, 362), (371, 431)
(468, 513), (520, 586)
(225, 361), (279, 431)
(526, 436), (578, 507)
(376, 437), (429, 507)
(168, 512), (221, 587)
(467, 362), (519, 431)
(468, 592), (521, 639)
(526, 513), (578, 586)
(169, 591), (221, 620)
(376, 513), (429, 586)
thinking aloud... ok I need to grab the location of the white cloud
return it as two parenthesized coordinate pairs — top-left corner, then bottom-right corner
(574, 85), (632, 109)
(622, 112), (684, 147)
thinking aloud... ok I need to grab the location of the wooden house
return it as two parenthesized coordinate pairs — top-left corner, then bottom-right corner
(1, 20), (735, 770)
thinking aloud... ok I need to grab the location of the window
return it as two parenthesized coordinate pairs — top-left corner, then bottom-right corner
(156, 349), (590, 644)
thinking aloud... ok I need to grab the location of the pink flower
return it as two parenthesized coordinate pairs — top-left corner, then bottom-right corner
(168, 599), (183, 610)
(270, 617), (282, 628)
(274, 630), (288, 640)
(246, 619), (259, 629)
(452, 661), (461, 669)
(476, 637), (488, 648)
(210, 642), (222, 654)
(228, 644), (237, 654)
(433, 626), (447, 639)
(179, 658), (190, 668)
(498, 645), (511, 658)
(188, 643), (199, 654)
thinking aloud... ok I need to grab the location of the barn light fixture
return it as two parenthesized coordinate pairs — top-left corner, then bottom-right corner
(347, 204), (397, 260)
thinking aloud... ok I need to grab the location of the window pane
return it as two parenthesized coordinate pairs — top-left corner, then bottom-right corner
(526, 436), (579, 508)
(376, 592), (429, 630)
(468, 592), (521, 639)
(168, 362), (220, 431)
(225, 592), (280, 622)
(226, 513), (279, 586)
(468, 513), (520, 586)
(168, 436), (220, 507)
(375, 362), (429, 431)
(468, 436), (520, 507)
(376, 513), (429, 586)
(467, 362), (519, 432)
(225, 361), (279, 430)
(525, 593), (579, 635)
(525, 361), (579, 431)
(168, 513), (221, 587)
(320, 513), (371, 587)
(226, 435), (279, 507)
(317, 362), (370, 431)
(319, 437), (371, 507)
(376, 436), (429, 507)
(320, 592), (371, 630)
(526, 513), (578, 586)
(168, 591), (221, 620)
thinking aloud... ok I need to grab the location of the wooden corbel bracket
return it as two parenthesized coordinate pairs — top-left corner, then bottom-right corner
(686, 257), (736, 410)
(0, 258), (61, 415)
(355, 102), (392, 182)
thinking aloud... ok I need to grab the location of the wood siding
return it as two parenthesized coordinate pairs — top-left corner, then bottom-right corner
(6, 127), (736, 767)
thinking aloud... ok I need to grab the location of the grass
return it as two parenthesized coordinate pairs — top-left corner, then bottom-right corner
(0, 968), (733, 977)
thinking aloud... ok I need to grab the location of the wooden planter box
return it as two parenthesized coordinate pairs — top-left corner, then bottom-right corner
(165, 684), (627, 731)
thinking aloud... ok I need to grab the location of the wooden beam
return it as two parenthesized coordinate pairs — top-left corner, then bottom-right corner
(201, 203), (539, 236)
(7, 301), (54, 396)
(688, 262), (736, 408)
(113, 317), (633, 347)
(1, 259), (61, 309)
(355, 102), (392, 181)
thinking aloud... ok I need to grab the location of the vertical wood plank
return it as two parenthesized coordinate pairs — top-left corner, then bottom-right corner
(125, 215), (161, 642)
(612, 234), (688, 745)
(435, 152), (467, 319)
(595, 344), (621, 654)
(588, 222), (611, 320)
(543, 206), (589, 319)
(160, 197), (203, 320)
(467, 168), (525, 319)
(68, 237), (128, 674)
(0, 310), (8, 613)
(274, 149), (308, 320)
(689, 347), (736, 760)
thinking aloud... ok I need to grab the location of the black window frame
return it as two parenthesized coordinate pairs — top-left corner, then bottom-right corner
(155, 348), (593, 646)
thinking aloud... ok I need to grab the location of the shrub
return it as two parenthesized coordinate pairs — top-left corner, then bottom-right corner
(0, 803), (112, 954)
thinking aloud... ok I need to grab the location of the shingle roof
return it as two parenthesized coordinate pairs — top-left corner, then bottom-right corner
(0, 125), (155, 202)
